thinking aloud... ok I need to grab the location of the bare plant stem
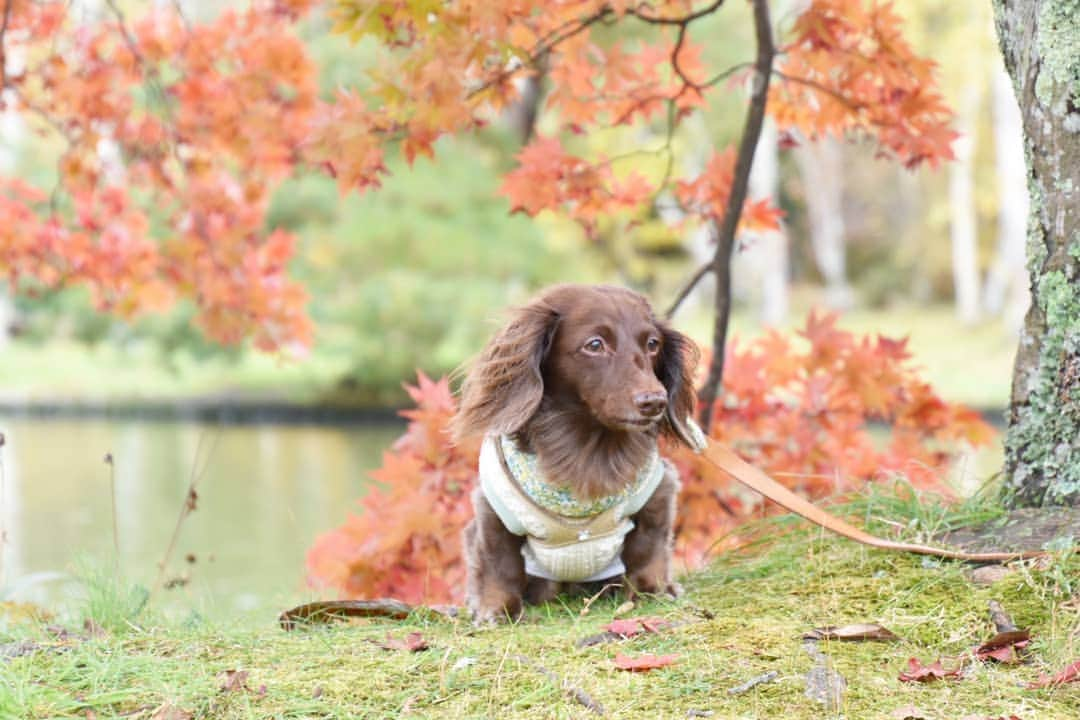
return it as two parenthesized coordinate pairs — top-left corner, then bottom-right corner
(105, 454), (120, 574)
(152, 430), (219, 596)
(697, 0), (776, 433)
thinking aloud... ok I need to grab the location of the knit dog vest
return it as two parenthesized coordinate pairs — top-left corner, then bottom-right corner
(478, 434), (668, 583)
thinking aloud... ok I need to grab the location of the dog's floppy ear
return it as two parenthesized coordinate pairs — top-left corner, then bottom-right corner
(655, 321), (700, 448)
(452, 301), (560, 441)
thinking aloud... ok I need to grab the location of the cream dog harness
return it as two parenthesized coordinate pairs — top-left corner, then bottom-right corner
(478, 434), (669, 582)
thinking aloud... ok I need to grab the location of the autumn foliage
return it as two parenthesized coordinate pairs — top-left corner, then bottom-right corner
(306, 316), (994, 604)
(0, 1), (954, 349)
(0, 0), (322, 350)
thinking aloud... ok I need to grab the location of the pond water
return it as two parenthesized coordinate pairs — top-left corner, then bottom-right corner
(0, 415), (402, 620)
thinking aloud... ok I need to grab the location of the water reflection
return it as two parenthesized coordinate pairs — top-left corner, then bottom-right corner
(0, 416), (401, 618)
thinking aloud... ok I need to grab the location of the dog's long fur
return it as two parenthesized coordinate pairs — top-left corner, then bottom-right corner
(453, 284), (698, 622)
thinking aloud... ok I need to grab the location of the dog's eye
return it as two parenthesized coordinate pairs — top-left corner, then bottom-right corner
(582, 337), (605, 354)
(646, 337), (661, 354)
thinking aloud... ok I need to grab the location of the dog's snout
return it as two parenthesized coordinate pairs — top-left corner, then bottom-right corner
(634, 391), (667, 418)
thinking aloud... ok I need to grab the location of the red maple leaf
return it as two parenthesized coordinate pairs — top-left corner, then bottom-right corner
(604, 619), (644, 638)
(614, 653), (679, 672)
(897, 657), (963, 683)
(1026, 659), (1080, 689)
(378, 631), (430, 652)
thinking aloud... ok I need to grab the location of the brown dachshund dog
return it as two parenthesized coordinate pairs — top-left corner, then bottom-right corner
(452, 284), (700, 623)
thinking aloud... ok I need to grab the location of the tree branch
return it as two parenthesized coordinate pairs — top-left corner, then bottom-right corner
(772, 69), (863, 112)
(697, 0), (775, 433)
(666, 252), (714, 319)
(466, 6), (613, 101)
(629, 0), (728, 26)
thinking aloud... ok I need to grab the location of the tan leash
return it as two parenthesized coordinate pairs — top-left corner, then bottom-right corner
(700, 439), (1048, 562)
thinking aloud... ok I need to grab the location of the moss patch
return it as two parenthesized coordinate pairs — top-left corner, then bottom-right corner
(5, 500), (1079, 719)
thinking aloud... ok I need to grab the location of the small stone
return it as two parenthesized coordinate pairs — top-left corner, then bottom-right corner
(971, 565), (1014, 585)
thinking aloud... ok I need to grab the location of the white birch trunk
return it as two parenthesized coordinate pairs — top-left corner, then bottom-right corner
(948, 82), (982, 325)
(733, 120), (788, 326)
(983, 64), (1030, 333)
(795, 136), (852, 309)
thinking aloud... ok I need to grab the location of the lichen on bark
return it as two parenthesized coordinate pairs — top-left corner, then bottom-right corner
(994, 0), (1080, 507)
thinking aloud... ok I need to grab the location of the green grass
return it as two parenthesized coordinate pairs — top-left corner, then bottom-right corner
(4, 496), (1078, 719)
(0, 300), (1018, 409)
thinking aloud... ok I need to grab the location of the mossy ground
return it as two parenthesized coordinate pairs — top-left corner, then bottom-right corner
(3, 494), (1078, 719)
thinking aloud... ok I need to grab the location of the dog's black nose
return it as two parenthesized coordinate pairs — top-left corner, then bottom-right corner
(634, 391), (667, 418)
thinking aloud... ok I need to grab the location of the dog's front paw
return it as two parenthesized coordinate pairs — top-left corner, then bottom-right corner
(663, 581), (684, 599)
(467, 597), (523, 626)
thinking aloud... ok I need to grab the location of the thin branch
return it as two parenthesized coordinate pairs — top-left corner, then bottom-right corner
(697, 0), (775, 433)
(701, 61), (753, 90)
(670, 23), (695, 89)
(629, 0), (728, 26)
(169, 0), (191, 31)
(772, 69), (863, 112)
(104, 0), (172, 112)
(666, 254), (714, 319)
(466, 7), (613, 101)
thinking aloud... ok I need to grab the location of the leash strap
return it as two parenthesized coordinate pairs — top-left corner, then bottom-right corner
(699, 439), (1047, 562)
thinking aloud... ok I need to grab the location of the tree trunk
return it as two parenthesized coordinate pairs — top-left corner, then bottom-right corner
(982, 64), (1030, 333)
(795, 137), (853, 309)
(994, 0), (1080, 507)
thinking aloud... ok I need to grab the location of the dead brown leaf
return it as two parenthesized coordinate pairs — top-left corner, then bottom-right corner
(217, 669), (250, 693)
(1026, 659), (1080, 689)
(378, 631), (429, 652)
(897, 657), (963, 683)
(150, 704), (194, 720)
(891, 705), (931, 720)
(83, 619), (106, 638)
(974, 630), (1030, 664)
(803, 623), (900, 642)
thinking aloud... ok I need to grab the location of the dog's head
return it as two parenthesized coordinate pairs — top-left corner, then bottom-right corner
(452, 284), (699, 446)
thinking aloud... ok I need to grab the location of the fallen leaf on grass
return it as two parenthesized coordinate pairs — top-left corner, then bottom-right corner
(604, 616), (672, 638)
(613, 653), (678, 672)
(605, 619), (644, 637)
(217, 669), (250, 693)
(1026, 658), (1080, 688)
(378, 631), (429, 652)
(803, 623), (899, 642)
(974, 630), (1030, 664)
(639, 617), (673, 633)
(891, 705), (930, 720)
(578, 616), (674, 647)
(150, 704), (194, 720)
(897, 658), (963, 683)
